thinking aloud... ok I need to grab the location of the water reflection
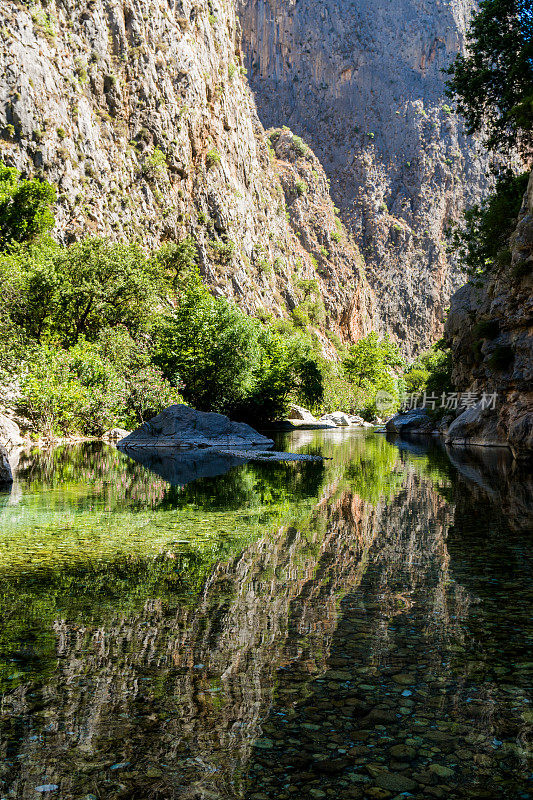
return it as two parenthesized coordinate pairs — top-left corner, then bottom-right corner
(0, 433), (530, 799)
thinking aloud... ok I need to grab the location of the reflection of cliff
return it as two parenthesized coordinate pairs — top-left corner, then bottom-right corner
(246, 469), (531, 799)
(0, 484), (378, 799)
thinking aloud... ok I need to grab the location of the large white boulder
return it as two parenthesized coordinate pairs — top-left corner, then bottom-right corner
(0, 414), (23, 450)
(286, 404), (318, 423)
(117, 405), (274, 449)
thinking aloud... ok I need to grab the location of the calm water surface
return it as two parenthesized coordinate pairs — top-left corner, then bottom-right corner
(0, 430), (531, 799)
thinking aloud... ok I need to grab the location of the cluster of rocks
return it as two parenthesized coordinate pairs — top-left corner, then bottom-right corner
(283, 405), (379, 430)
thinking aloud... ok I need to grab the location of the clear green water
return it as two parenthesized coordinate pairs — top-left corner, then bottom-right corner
(0, 430), (531, 799)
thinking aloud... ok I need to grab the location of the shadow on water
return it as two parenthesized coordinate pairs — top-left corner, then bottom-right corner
(0, 433), (530, 799)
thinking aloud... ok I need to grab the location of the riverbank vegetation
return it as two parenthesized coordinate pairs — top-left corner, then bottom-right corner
(0, 164), (410, 437)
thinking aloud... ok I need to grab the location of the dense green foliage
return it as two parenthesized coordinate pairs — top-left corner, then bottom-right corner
(448, 170), (530, 279)
(0, 166), (328, 436)
(446, 0), (533, 156)
(403, 340), (453, 398)
(342, 332), (404, 417)
(0, 164), (56, 247)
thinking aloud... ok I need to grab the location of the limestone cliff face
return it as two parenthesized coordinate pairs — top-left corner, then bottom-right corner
(0, 0), (374, 344)
(237, 0), (491, 354)
(445, 170), (533, 459)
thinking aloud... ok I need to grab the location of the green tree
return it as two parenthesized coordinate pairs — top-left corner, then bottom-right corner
(445, 0), (533, 156)
(448, 169), (529, 278)
(0, 165), (56, 247)
(342, 332), (403, 388)
(403, 340), (452, 397)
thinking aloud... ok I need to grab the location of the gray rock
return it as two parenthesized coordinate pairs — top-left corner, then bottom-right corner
(375, 771), (418, 793)
(386, 409), (433, 434)
(0, 414), (23, 450)
(319, 411), (351, 426)
(118, 405), (274, 450)
(0, 444), (12, 485)
(445, 403), (503, 449)
(348, 414), (365, 425)
(102, 427), (131, 442)
(287, 404), (319, 423)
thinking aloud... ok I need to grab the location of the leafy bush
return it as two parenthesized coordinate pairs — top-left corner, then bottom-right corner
(473, 318), (500, 339)
(487, 344), (514, 370)
(403, 340), (452, 397)
(0, 165), (55, 247)
(206, 148), (221, 168)
(449, 170), (529, 278)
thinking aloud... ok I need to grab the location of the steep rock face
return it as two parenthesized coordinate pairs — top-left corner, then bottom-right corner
(237, 0), (490, 354)
(445, 170), (533, 460)
(0, 0), (374, 343)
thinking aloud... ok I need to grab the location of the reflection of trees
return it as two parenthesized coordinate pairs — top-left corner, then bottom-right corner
(3, 433), (530, 799)
(0, 485), (378, 800)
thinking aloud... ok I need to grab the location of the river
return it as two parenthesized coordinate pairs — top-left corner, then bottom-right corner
(0, 429), (531, 799)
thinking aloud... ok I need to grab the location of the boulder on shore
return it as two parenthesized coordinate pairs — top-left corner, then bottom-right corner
(319, 411), (352, 427)
(282, 404), (336, 429)
(0, 414), (23, 450)
(117, 405), (275, 449)
(386, 409), (434, 434)
(102, 427), (131, 442)
(287, 404), (318, 423)
(0, 444), (12, 486)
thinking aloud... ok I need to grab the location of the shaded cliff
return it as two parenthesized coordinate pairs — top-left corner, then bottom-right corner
(445, 170), (533, 459)
(237, 0), (491, 354)
(0, 0), (375, 344)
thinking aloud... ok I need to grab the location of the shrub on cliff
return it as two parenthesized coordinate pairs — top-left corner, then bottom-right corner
(403, 340), (452, 397)
(448, 170), (530, 279)
(0, 165), (56, 247)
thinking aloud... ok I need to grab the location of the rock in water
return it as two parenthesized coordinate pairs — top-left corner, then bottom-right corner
(102, 428), (131, 442)
(117, 405), (274, 450)
(386, 409), (433, 434)
(319, 412), (352, 426)
(0, 444), (13, 485)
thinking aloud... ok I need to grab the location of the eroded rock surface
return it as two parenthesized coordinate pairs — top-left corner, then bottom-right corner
(238, 0), (491, 354)
(0, 0), (374, 345)
(445, 170), (533, 460)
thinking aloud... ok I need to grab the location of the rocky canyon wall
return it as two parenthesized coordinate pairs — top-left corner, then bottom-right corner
(238, 0), (491, 354)
(445, 169), (533, 460)
(0, 0), (375, 346)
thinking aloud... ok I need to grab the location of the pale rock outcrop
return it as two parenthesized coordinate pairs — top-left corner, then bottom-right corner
(287, 404), (318, 423)
(319, 411), (352, 427)
(118, 405), (274, 449)
(102, 427), (131, 442)
(0, 414), (22, 450)
(446, 169), (533, 460)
